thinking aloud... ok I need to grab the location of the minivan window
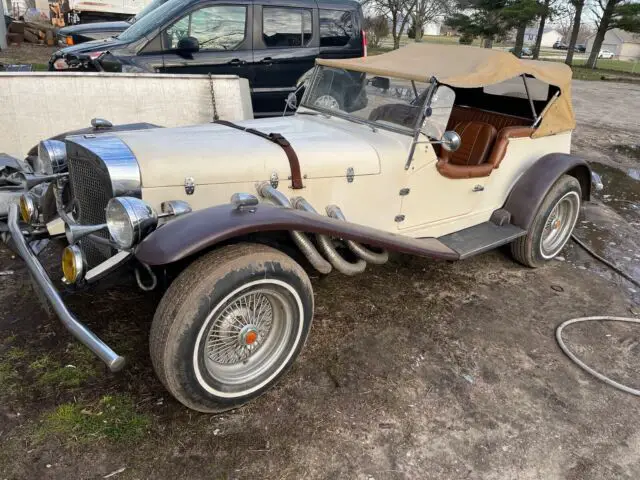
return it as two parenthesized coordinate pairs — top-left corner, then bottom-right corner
(118, 0), (189, 42)
(263, 7), (312, 48)
(319, 9), (353, 47)
(164, 5), (247, 50)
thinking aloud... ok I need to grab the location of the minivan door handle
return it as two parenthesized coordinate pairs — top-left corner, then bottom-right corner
(259, 57), (273, 64)
(228, 58), (246, 66)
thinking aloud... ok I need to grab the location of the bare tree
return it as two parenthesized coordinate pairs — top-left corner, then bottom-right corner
(412, 0), (454, 41)
(364, 15), (391, 47)
(532, 0), (553, 59)
(565, 0), (584, 65)
(586, 0), (640, 68)
(370, 0), (419, 49)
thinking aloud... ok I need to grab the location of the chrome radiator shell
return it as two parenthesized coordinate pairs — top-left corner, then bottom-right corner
(65, 135), (141, 267)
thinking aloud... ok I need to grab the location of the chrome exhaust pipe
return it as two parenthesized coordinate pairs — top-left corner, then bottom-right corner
(326, 205), (389, 265)
(256, 182), (332, 274)
(292, 197), (366, 276)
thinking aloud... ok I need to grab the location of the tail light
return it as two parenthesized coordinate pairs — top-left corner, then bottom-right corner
(362, 30), (367, 57)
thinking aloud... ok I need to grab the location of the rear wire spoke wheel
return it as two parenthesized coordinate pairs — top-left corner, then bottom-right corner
(313, 94), (341, 110)
(511, 174), (582, 268)
(540, 191), (580, 259)
(150, 243), (314, 413)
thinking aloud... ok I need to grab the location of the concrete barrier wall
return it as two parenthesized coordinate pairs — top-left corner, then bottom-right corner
(0, 72), (253, 158)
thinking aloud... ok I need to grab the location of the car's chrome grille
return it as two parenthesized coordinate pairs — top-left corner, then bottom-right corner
(67, 154), (114, 268)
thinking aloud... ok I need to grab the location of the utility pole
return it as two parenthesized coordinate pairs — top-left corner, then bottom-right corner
(0, 0), (8, 50)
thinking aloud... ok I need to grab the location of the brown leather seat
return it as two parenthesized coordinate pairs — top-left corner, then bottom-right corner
(443, 121), (497, 166)
(437, 121), (497, 179)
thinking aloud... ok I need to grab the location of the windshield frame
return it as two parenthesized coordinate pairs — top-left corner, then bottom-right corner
(299, 66), (433, 137)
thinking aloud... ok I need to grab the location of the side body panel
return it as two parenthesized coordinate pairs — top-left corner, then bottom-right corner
(398, 132), (572, 238)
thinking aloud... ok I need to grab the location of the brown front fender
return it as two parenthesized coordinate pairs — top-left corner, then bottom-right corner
(134, 203), (459, 266)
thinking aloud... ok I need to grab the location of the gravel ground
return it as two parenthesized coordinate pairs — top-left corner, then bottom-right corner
(0, 44), (57, 67)
(0, 80), (639, 480)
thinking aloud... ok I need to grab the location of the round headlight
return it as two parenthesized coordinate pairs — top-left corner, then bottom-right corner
(53, 57), (69, 70)
(62, 245), (85, 284)
(19, 194), (38, 224)
(106, 197), (158, 249)
(36, 140), (67, 174)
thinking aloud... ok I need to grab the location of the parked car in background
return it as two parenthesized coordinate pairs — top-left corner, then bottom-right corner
(598, 49), (615, 59)
(57, 0), (169, 46)
(575, 44), (586, 53)
(509, 46), (533, 58)
(50, 0), (367, 116)
(553, 41), (568, 50)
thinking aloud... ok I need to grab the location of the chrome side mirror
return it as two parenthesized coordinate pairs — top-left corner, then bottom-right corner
(285, 92), (298, 110)
(440, 130), (461, 152)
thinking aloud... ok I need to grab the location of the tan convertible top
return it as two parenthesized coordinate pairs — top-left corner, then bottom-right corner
(316, 43), (575, 138)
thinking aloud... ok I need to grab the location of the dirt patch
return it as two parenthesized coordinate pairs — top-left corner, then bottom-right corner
(0, 44), (57, 67)
(0, 80), (639, 479)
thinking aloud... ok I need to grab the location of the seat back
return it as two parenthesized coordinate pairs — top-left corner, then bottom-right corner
(441, 121), (497, 166)
(447, 106), (531, 132)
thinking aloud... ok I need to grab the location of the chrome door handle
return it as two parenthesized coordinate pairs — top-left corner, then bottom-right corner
(472, 185), (484, 192)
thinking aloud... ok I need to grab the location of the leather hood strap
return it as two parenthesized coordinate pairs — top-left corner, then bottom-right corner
(215, 120), (304, 189)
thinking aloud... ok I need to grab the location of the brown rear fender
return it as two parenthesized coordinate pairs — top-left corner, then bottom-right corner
(134, 203), (460, 266)
(504, 153), (591, 230)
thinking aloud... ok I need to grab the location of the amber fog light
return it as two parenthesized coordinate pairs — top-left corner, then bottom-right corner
(19, 194), (38, 224)
(62, 245), (85, 284)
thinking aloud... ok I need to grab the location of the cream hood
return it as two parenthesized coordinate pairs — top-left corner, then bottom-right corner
(111, 116), (386, 188)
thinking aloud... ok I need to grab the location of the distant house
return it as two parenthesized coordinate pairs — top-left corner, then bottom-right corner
(522, 27), (563, 47)
(585, 29), (640, 59)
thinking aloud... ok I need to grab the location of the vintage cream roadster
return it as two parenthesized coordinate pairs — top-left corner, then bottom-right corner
(8, 44), (592, 412)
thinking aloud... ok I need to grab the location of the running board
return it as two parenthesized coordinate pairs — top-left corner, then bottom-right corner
(438, 222), (526, 259)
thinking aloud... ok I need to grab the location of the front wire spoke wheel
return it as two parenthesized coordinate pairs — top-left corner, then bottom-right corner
(150, 243), (313, 413)
(196, 281), (301, 396)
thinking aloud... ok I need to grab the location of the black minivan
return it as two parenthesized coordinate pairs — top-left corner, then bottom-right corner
(50, 0), (366, 115)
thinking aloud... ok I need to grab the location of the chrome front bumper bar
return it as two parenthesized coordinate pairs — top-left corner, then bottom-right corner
(7, 203), (125, 372)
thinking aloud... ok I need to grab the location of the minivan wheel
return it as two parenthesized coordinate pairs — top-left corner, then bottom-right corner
(511, 175), (581, 268)
(150, 243), (314, 413)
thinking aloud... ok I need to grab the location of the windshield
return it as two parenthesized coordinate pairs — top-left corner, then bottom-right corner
(132, 0), (169, 23)
(118, 0), (188, 42)
(302, 66), (432, 135)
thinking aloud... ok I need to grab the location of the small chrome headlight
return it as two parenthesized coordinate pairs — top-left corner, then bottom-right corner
(62, 245), (85, 284)
(36, 140), (67, 174)
(19, 194), (38, 224)
(106, 197), (158, 249)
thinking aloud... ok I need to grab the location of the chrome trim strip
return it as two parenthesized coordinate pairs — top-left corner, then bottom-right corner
(85, 250), (132, 283)
(7, 203), (125, 372)
(251, 87), (297, 93)
(65, 134), (142, 198)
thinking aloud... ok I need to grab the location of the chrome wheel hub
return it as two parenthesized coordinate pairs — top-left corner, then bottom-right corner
(540, 191), (580, 259)
(200, 284), (297, 391)
(206, 292), (273, 365)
